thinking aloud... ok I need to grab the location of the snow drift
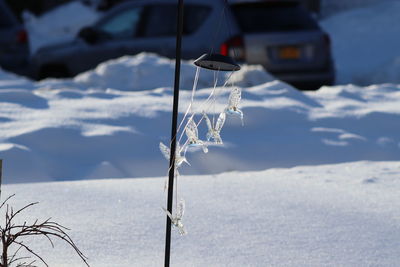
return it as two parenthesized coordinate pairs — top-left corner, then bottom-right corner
(321, 0), (400, 85)
(1, 54), (400, 183)
(3, 160), (400, 266)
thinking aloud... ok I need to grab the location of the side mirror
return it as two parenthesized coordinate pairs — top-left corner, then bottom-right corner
(78, 26), (100, 45)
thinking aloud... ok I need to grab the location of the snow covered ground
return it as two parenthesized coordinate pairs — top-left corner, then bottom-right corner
(1, 1), (400, 265)
(3, 160), (400, 266)
(0, 53), (399, 265)
(1, 53), (400, 183)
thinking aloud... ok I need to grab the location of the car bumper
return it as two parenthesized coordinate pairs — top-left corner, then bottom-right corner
(0, 48), (30, 76)
(269, 65), (335, 90)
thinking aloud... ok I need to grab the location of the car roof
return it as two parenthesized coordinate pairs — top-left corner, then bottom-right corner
(0, 0), (19, 26)
(106, 0), (225, 13)
(97, 0), (226, 26)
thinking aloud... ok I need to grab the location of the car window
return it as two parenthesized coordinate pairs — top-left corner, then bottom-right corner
(184, 5), (210, 35)
(231, 2), (319, 33)
(98, 7), (143, 38)
(143, 4), (210, 37)
(0, 1), (17, 27)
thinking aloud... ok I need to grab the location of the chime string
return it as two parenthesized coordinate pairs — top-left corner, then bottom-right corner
(211, 69), (220, 126)
(209, 3), (227, 55)
(166, 0), (239, 215)
(177, 69), (232, 148)
(176, 66), (200, 137)
(175, 0), (237, 148)
(168, 67), (200, 193)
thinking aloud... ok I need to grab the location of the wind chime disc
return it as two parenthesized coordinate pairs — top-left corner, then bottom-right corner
(194, 53), (241, 71)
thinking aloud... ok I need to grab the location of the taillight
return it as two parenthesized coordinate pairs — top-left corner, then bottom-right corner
(16, 29), (28, 44)
(220, 35), (245, 61)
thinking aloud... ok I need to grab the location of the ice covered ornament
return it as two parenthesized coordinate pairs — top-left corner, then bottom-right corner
(225, 87), (244, 126)
(203, 111), (226, 144)
(163, 199), (187, 236)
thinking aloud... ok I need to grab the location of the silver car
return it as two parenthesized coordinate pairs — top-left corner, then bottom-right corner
(31, 0), (334, 89)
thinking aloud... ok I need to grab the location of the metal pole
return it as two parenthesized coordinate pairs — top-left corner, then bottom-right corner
(164, 0), (184, 266)
(0, 159), (2, 200)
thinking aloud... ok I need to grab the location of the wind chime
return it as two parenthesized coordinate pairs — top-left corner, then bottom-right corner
(162, 1), (243, 266)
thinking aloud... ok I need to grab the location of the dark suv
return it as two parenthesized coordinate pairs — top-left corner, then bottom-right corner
(31, 0), (334, 89)
(0, 0), (29, 75)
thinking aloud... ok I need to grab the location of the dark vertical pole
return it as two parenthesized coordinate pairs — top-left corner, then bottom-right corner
(0, 159), (2, 200)
(164, 0), (184, 266)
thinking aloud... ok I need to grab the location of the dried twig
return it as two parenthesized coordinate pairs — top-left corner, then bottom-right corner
(0, 195), (90, 267)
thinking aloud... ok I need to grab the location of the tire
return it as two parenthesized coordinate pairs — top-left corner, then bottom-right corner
(38, 64), (70, 80)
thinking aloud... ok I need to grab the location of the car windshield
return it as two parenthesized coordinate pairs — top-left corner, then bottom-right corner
(231, 2), (319, 33)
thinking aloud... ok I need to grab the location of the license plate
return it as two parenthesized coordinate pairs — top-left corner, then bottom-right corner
(278, 46), (301, 59)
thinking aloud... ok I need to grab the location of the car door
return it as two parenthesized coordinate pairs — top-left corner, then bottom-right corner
(70, 5), (146, 73)
(70, 1), (224, 74)
(87, 2), (215, 63)
(141, 3), (215, 60)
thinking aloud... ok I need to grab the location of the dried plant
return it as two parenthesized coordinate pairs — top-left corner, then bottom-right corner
(0, 195), (89, 267)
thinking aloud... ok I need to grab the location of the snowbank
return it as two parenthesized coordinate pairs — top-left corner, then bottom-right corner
(74, 53), (274, 91)
(321, 1), (400, 85)
(1, 53), (400, 182)
(24, 1), (100, 54)
(320, 0), (394, 18)
(3, 160), (400, 266)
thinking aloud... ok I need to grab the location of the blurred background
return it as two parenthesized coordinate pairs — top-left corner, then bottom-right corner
(0, 0), (398, 90)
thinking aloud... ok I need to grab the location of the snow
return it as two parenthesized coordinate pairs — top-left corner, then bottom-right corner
(1, 1), (400, 264)
(1, 53), (400, 183)
(74, 53), (273, 91)
(320, 0), (394, 18)
(0, 54), (398, 267)
(3, 160), (400, 266)
(321, 0), (400, 85)
(23, 1), (100, 54)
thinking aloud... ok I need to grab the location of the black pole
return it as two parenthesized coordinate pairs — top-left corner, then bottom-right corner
(164, 0), (184, 266)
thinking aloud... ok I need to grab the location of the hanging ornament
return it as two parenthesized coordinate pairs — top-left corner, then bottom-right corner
(225, 87), (244, 126)
(162, 51), (242, 237)
(194, 53), (241, 71)
(203, 111), (226, 144)
(185, 118), (208, 153)
(162, 199), (187, 236)
(159, 142), (189, 168)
